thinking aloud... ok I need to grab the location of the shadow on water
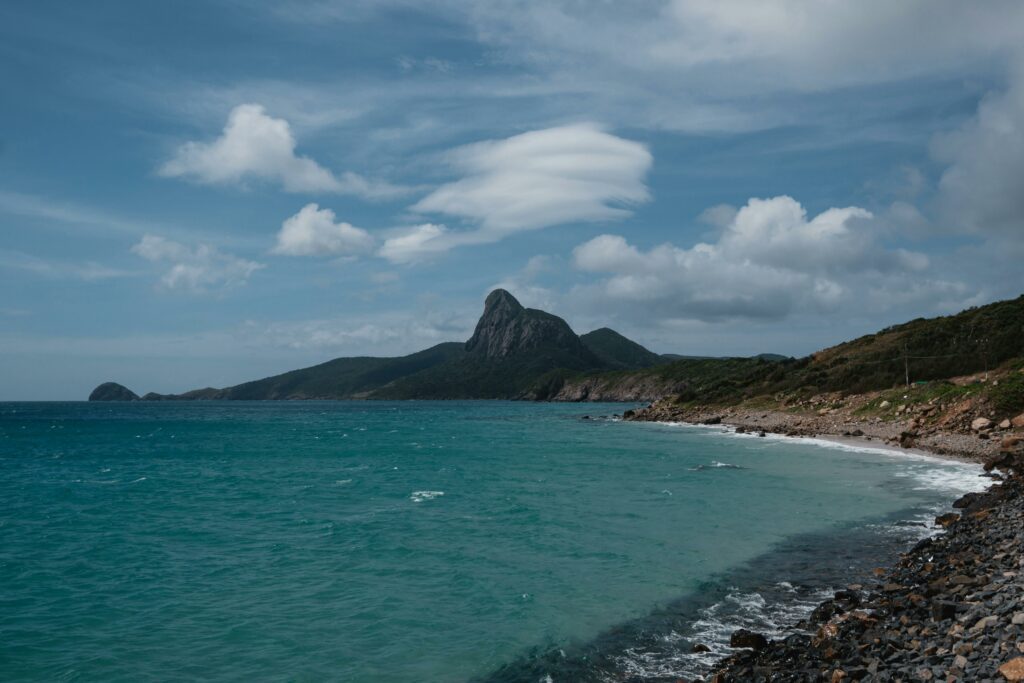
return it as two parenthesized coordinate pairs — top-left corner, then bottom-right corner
(472, 507), (933, 683)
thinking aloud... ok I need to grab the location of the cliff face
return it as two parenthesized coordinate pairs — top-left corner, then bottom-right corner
(550, 374), (689, 402)
(465, 289), (592, 361)
(88, 382), (139, 401)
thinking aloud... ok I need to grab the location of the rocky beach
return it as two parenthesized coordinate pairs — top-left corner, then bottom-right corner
(626, 382), (1024, 681)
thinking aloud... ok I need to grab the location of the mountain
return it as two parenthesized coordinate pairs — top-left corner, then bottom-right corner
(90, 289), (660, 401)
(375, 290), (609, 399)
(140, 342), (466, 400)
(579, 328), (667, 369)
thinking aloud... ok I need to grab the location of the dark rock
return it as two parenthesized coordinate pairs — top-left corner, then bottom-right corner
(703, 416), (722, 425)
(931, 601), (957, 621)
(729, 629), (768, 651)
(88, 382), (139, 401)
(465, 289), (594, 362)
(952, 491), (989, 512)
(692, 643), (711, 653)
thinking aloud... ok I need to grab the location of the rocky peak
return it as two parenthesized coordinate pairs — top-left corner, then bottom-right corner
(465, 289), (587, 359)
(481, 289), (524, 325)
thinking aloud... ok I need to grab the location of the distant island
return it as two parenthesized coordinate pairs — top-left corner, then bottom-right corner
(89, 288), (782, 401)
(90, 290), (1024, 406)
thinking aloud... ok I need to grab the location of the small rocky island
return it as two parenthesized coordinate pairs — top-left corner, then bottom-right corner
(87, 382), (139, 402)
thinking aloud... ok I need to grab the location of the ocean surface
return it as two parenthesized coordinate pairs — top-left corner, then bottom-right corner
(0, 401), (986, 682)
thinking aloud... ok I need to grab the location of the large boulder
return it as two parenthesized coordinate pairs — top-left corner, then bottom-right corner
(729, 629), (768, 651)
(88, 382), (139, 401)
(971, 417), (992, 432)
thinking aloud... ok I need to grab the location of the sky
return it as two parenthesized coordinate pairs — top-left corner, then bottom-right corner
(2, 1), (1024, 400)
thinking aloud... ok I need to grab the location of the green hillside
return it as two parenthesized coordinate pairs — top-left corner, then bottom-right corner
(571, 294), (1024, 406)
(579, 328), (666, 369)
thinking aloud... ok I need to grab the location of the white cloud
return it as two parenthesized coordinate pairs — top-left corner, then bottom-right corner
(377, 223), (452, 264)
(931, 63), (1024, 237)
(488, 255), (558, 312)
(450, 1), (1024, 93)
(412, 123), (651, 233)
(159, 104), (407, 199)
(272, 203), (374, 256)
(131, 235), (264, 292)
(570, 195), (953, 323)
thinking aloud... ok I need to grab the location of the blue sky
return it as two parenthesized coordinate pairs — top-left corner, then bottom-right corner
(2, 1), (1023, 400)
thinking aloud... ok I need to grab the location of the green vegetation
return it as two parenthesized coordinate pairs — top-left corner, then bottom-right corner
(579, 328), (668, 369)
(991, 369), (1024, 414)
(570, 294), (1024, 406)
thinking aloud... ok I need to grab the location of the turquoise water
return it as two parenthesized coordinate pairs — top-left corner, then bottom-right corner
(0, 402), (984, 682)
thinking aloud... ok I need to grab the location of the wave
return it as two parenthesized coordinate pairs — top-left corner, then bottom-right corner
(690, 460), (746, 471)
(410, 490), (444, 503)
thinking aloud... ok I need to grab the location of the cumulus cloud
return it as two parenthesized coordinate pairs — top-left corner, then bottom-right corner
(413, 123), (651, 233)
(132, 235), (264, 292)
(570, 196), (953, 323)
(160, 104), (407, 199)
(272, 203), (374, 256)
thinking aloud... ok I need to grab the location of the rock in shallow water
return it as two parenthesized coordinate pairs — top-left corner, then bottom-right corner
(729, 629), (768, 651)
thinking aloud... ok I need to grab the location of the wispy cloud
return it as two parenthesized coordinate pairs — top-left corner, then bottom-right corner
(131, 235), (264, 292)
(0, 249), (135, 281)
(0, 190), (259, 247)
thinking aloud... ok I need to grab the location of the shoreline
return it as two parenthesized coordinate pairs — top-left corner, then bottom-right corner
(705, 466), (1024, 682)
(652, 417), (983, 466)
(627, 403), (1004, 464)
(625, 403), (1024, 681)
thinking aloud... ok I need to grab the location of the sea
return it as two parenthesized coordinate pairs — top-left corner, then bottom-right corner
(0, 401), (987, 682)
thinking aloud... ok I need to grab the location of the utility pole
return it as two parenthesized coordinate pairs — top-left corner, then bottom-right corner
(904, 342), (910, 388)
(981, 337), (989, 381)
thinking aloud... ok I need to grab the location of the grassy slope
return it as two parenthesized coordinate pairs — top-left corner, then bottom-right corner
(217, 342), (466, 399)
(568, 294), (1024, 412)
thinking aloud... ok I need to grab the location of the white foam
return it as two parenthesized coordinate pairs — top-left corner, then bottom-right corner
(613, 586), (834, 679)
(410, 490), (444, 503)
(651, 420), (987, 495)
